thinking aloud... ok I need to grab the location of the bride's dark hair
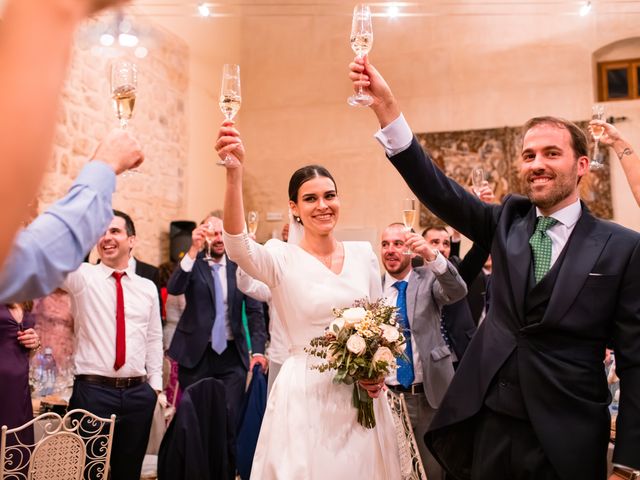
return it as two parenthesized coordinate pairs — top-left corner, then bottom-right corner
(288, 165), (337, 203)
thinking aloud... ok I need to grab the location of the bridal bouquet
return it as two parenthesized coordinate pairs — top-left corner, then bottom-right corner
(306, 298), (406, 429)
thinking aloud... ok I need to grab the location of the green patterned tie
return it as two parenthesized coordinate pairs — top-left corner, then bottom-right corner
(529, 216), (558, 283)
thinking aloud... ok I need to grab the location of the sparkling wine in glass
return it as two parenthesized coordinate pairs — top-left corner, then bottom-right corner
(402, 198), (416, 255)
(247, 211), (259, 236)
(472, 166), (485, 195)
(111, 60), (137, 129)
(347, 4), (374, 107)
(590, 104), (606, 170)
(218, 64), (242, 166)
(202, 222), (215, 262)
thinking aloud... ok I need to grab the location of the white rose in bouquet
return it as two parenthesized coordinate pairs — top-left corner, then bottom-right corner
(342, 307), (367, 328)
(380, 324), (400, 343)
(346, 334), (366, 355)
(372, 346), (396, 369)
(327, 317), (345, 337)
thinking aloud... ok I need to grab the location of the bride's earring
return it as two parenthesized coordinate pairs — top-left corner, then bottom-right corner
(295, 216), (302, 224)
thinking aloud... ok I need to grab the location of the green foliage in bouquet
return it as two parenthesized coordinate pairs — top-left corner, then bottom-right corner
(305, 298), (407, 428)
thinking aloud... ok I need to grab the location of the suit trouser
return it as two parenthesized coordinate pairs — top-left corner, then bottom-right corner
(69, 379), (157, 480)
(403, 391), (445, 480)
(471, 408), (561, 480)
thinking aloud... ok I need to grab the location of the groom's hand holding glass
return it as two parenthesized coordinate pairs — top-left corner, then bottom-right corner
(348, 55), (400, 128)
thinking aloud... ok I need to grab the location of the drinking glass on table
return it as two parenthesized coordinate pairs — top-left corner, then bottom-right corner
(218, 64), (242, 166)
(347, 4), (374, 107)
(402, 198), (416, 255)
(590, 104), (606, 170)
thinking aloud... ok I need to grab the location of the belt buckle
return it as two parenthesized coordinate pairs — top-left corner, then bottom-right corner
(411, 384), (417, 395)
(114, 377), (129, 389)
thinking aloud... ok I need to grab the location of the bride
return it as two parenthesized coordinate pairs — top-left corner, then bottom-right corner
(217, 121), (402, 479)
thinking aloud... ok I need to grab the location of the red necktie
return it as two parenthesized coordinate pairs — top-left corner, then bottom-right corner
(112, 271), (126, 371)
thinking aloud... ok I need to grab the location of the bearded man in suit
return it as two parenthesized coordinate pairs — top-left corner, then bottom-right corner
(350, 57), (640, 480)
(380, 223), (467, 480)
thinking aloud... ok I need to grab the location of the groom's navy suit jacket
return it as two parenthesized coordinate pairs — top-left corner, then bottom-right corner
(167, 252), (265, 371)
(390, 138), (640, 480)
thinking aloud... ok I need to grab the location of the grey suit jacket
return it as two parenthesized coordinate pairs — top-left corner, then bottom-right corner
(386, 259), (467, 410)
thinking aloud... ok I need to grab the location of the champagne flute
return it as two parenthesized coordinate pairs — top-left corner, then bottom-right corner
(402, 198), (416, 255)
(110, 60), (137, 129)
(247, 211), (259, 236)
(590, 104), (606, 170)
(202, 222), (215, 262)
(218, 64), (242, 166)
(472, 166), (485, 196)
(347, 4), (374, 107)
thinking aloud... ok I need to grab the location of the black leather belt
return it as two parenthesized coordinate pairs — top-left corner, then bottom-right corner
(388, 383), (424, 395)
(75, 374), (146, 389)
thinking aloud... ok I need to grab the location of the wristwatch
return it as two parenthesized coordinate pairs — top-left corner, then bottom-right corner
(613, 466), (640, 480)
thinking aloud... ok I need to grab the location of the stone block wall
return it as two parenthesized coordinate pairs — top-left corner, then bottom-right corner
(38, 17), (189, 266)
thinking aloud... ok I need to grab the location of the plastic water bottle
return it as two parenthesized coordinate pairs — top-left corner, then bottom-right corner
(30, 351), (45, 396)
(41, 347), (58, 396)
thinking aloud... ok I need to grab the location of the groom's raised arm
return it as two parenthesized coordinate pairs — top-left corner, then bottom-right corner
(348, 56), (498, 250)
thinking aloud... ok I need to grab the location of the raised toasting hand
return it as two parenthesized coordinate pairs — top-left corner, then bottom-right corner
(590, 119), (640, 207)
(216, 121), (245, 169)
(348, 55), (400, 127)
(91, 128), (144, 175)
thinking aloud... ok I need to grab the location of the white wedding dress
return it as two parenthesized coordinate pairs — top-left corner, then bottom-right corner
(224, 232), (402, 480)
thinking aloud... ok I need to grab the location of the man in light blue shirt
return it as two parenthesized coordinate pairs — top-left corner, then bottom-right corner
(0, 128), (144, 303)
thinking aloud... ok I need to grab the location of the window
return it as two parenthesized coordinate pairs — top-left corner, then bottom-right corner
(598, 58), (640, 101)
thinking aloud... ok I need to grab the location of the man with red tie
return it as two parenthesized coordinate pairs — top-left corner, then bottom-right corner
(62, 210), (162, 480)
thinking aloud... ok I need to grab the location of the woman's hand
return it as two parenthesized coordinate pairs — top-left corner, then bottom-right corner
(358, 377), (386, 399)
(589, 119), (624, 147)
(17, 327), (40, 350)
(216, 121), (244, 168)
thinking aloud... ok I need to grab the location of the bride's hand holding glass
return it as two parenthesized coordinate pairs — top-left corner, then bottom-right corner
(215, 121), (244, 169)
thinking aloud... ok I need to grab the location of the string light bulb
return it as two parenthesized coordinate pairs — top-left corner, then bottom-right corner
(198, 3), (211, 17)
(579, 1), (592, 16)
(386, 2), (400, 18)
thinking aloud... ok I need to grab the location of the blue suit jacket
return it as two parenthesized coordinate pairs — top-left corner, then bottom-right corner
(167, 253), (266, 370)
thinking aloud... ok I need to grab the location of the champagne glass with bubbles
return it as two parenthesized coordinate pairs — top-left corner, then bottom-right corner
(402, 198), (416, 255)
(472, 166), (485, 196)
(590, 104), (606, 170)
(247, 211), (259, 236)
(111, 60), (137, 129)
(218, 64), (242, 166)
(347, 4), (374, 107)
(202, 221), (215, 262)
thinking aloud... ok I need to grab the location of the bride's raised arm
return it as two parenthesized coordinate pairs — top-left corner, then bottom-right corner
(217, 120), (246, 234)
(217, 121), (284, 288)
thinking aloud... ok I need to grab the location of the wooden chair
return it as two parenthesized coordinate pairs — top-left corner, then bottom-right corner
(0, 408), (115, 480)
(387, 390), (428, 480)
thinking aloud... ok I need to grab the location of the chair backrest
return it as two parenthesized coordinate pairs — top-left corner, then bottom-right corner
(0, 409), (116, 480)
(29, 432), (85, 480)
(386, 390), (428, 480)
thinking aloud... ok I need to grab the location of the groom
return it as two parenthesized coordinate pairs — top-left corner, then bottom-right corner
(350, 57), (640, 480)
